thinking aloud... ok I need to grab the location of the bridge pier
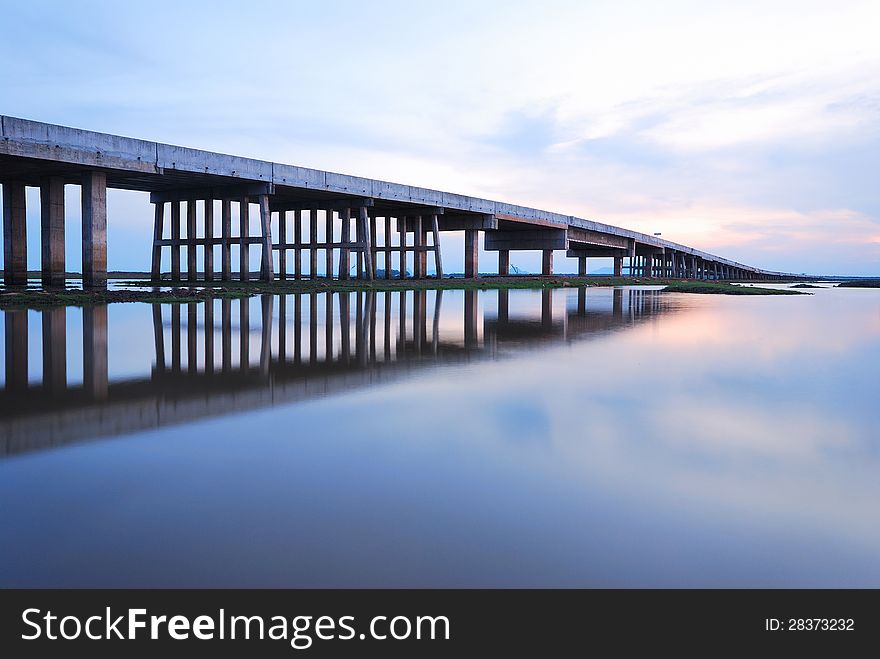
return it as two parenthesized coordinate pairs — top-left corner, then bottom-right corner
(498, 249), (510, 276)
(542, 249), (553, 276)
(40, 177), (66, 286)
(464, 228), (479, 279)
(3, 181), (28, 285)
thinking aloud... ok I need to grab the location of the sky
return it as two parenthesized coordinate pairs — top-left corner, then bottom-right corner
(1, 0), (879, 275)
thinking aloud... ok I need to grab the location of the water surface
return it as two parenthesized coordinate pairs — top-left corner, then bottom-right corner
(1, 285), (878, 587)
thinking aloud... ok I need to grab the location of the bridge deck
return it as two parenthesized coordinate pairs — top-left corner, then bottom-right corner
(0, 115), (795, 278)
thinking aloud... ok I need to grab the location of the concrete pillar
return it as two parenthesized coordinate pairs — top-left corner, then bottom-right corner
(204, 198), (214, 282)
(151, 203), (164, 281)
(310, 209), (319, 278)
(613, 256), (622, 277)
(431, 214), (443, 279)
(258, 195), (274, 281)
(40, 177), (66, 286)
(577, 256), (586, 276)
(3, 181), (28, 285)
(277, 210), (287, 280)
(464, 229), (478, 279)
(360, 205), (374, 281)
(294, 209), (303, 280)
(384, 215), (392, 279)
(328, 210), (336, 279)
(82, 171), (107, 288)
(4, 309), (28, 391)
(689, 256), (697, 279)
(171, 201), (181, 281)
(83, 304), (108, 400)
(542, 249), (553, 276)
(187, 199), (197, 282)
(499, 249), (510, 276)
(42, 307), (67, 393)
(239, 197), (250, 281)
(339, 208), (350, 280)
(221, 200), (232, 281)
(398, 216), (407, 279)
(713, 262), (719, 280)
(413, 216), (424, 278)
(369, 214), (378, 279)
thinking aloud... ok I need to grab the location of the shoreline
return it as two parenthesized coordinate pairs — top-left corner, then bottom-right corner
(0, 276), (812, 309)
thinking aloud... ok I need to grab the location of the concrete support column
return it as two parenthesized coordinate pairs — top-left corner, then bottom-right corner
(187, 199), (197, 282)
(398, 216), (407, 279)
(359, 204), (374, 281)
(413, 216), (424, 278)
(221, 200), (232, 281)
(310, 209), (319, 278)
(431, 214), (443, 278)
(613, 256), (622, 277)
(294, 209), (303, 280)
(464, 229), (478, 279)
(498, 249), (510, 276)
(384, 214), (392, 279)
(689, 256), (697, 279)
(542, 249), (553, 276)
(578, 256), (587, 277)
(151, 203), (164, 281)
(278, 210), (287, 280)
(3, 181), (28, 285)
(714, 262), (719, 280)
(339, 208), (350, 280)
(83, 304), (108, 400)
(82, 171), (107, 289)
(239, 197), (250, 281)
(327, 209), (336, 279)
(40, 177), (66, 286)
(259, 194), (274, 282)
(170, 201), (181, 281)
(204, 198), (214, 281)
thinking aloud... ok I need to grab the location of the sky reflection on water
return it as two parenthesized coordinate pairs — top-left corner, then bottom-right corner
(1, 285), (878, 587)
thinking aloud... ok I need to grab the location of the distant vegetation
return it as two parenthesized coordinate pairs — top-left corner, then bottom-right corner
(791, 283), (826, 289)
(662, 282), (806, 295)
(837, 280), (880, 288)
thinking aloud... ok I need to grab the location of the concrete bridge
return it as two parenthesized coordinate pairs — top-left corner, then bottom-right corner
(0, 116), (799, 287)
(1, 287), (672, 457)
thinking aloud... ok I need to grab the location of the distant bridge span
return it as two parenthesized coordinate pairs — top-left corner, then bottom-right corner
(0, 116), (799, 287)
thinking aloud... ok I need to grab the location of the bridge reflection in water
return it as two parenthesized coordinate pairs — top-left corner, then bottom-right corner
(1, 287), (672, 458)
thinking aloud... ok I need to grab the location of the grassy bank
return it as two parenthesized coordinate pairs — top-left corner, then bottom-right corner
(661, 281), (806, 295)
(836, 280), (880, 288)
(0, 276), (805, 308)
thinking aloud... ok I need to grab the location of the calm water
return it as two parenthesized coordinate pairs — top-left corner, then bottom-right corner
(1, 285), (878, 587)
